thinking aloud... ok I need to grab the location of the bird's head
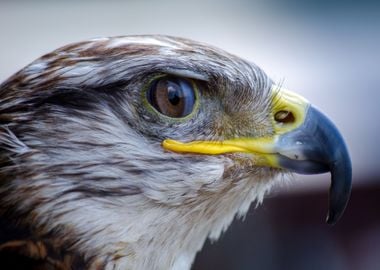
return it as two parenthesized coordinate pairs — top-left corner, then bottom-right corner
(0, 36), (351, 269)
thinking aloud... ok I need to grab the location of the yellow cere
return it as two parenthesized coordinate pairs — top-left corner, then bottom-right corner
(270, 86), (309, 134)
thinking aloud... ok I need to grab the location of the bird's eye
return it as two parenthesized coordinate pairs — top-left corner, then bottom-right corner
(147, 77), (196, 118)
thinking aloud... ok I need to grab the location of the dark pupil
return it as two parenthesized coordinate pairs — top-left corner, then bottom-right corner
(167, 84), (181, 106)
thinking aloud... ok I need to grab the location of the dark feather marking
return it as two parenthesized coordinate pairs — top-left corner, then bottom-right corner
(59, 185), (142, 198)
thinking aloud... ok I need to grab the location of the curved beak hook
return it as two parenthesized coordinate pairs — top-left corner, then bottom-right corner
(276, 105), (352, 224)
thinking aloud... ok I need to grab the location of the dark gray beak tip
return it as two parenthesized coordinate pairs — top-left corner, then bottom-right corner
(326, 210), (341, 225)
(326, 157), (352, 225)
(326, 212), (336, 225)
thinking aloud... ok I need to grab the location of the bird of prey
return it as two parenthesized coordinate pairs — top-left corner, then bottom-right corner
(0, 35), (351, 270)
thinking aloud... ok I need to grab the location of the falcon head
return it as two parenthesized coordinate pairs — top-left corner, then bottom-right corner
(0, 36), (351, 269)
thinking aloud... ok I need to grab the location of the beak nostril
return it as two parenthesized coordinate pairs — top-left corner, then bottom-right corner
(274, 110), (295, 124)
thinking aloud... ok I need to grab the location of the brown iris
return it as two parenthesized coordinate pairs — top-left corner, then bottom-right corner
(147, 76), (196, 118)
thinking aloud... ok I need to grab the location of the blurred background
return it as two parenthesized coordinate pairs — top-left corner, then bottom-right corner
(0, 0), (379, 269)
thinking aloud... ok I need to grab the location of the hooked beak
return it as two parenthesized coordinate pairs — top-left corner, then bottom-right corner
(162, 86), (352, 224)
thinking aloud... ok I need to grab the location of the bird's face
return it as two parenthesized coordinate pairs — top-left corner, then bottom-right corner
(0, 36), (351, 269)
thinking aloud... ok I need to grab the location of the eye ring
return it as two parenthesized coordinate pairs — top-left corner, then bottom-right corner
(146, 76), (197, 118)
